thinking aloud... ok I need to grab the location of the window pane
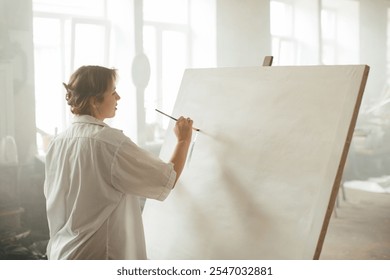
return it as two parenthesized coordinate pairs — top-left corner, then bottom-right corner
(321, 0), (359, 65)
(33, 17), (65, 135)
(278, 40), (296, 65)
(142, 0), (191, 143)
(143, 0), (188, 24)
(161, 30), (187, 126)
(73, 23), (106, 68)
(321, 9), (336, 41)
(271, 37), (296, 66)
(33, 0), (105, 17)
(270, 1), (293, 37)
(322, 44), (336, 65)
(144, 26), (158, 125)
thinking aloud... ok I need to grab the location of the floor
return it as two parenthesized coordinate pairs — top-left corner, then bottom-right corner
(320, 187), (390, 260)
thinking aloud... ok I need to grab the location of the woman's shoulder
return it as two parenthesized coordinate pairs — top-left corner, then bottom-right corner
(96, 126), (130, 146)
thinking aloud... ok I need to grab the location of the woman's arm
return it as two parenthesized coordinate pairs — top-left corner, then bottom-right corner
(169, 116), (193, 185)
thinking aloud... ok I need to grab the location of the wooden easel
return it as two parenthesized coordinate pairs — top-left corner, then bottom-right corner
(143, 61), (369, 260)
(262, 56), (273, 66)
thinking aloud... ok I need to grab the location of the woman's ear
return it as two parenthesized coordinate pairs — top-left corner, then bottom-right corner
(88, 96), (98, 117)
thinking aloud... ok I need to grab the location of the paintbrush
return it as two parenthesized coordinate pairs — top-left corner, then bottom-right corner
(155, 109), (200, 131)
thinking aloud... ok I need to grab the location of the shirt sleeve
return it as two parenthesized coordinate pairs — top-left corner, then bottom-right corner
(111, 138), (176, 201)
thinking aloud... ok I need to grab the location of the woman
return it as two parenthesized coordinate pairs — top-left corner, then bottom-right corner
(44, 65), (193, 259)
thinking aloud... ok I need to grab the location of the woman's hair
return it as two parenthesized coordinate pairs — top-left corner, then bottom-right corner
(63, 65), (117, 115)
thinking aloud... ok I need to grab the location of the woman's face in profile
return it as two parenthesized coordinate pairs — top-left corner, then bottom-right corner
(94, 80), (121, 120)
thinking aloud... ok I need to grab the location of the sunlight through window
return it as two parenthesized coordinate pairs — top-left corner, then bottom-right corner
(270, 0), (296, 65)
(33, 0), (109, 155)
(143, 0), (191, 142)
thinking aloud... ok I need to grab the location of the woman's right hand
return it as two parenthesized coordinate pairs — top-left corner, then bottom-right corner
(174, 116), (193, 143)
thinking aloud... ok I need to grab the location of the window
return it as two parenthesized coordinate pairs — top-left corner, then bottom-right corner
(32, 0), (110, 155)
(270, 0), (297, 65)
(33, 16), (65, 137)
(320, 0), (359, 65)
(72, 20), (110, 69)
(33, 0), (106, 17)
(321, 8), (337, 65)
(270, 0), (359, 66)
(142, 0), (192, 143)
(33, 0), (214, 152)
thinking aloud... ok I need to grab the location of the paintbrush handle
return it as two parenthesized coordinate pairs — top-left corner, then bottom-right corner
(155, 109), (178, 121)
(155, 109), (200, 131)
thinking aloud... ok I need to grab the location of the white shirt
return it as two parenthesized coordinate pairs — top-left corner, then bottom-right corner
(44, 115), (176, 259)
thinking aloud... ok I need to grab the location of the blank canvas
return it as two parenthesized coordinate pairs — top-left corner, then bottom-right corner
(142, 65), (369, 259)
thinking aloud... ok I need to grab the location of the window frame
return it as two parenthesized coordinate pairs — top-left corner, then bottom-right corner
(33, 3), (111, 154)
(142, 4), (193, 144)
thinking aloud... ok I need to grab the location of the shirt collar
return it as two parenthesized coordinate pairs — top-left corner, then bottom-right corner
(71, 115), (109, 127)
